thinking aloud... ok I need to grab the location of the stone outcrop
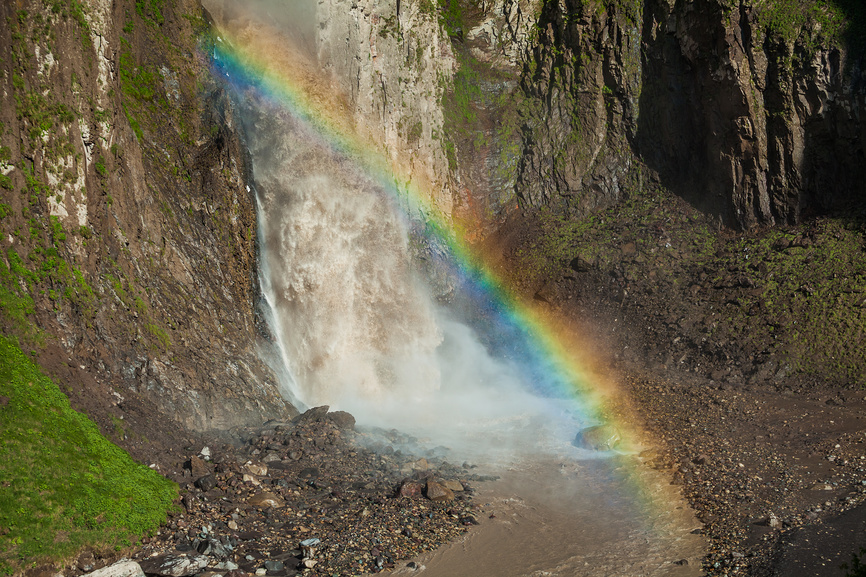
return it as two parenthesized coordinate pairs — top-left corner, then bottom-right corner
(0, 0), (295, 431)
(516, 0), (866, 229)
(315, 0), (457, 217)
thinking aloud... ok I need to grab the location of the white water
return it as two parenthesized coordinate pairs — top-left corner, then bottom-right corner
(241, 94), (582, 460)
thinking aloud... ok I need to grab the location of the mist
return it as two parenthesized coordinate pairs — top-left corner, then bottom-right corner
(210, 0), (601, 464)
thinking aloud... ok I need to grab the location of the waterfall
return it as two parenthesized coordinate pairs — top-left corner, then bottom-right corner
(209, 0), (586, 459)
(246, 100), (443, 408)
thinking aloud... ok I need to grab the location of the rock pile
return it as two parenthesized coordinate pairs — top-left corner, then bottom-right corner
(82, 407), (491, 577)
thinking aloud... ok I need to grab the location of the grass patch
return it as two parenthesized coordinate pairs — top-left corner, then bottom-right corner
(754, 0), (865, 51)
(0, 335), (177, 574)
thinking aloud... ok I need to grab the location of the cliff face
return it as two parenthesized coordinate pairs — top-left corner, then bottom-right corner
(517, 0), (866, 229)
(307, 0), (865, 232)
(315, 0), (457, 217)
(2, 0), (861, 434)
(0, 0), (294, 431)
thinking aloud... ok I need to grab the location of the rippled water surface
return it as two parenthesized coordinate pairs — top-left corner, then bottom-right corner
(390, 458), (706, 577)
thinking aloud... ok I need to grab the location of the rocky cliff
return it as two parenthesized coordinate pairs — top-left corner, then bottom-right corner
(0, 0), (295, 431)
(515, 0), (866, 229)
(306, 0), (865, 232)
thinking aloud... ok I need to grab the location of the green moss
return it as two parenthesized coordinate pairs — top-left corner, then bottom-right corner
(438, 0), (468, 38)
(754, 0), (865, 51)
(124, 106), (143, 141)
(145, 323), (171, 349)
(119, 51), (158, 102)
(94, 155), (107, 177)
(0, 250), (38, 338)
(49, 216), (66, 245)
(0, 176), (11, 191)
(135, 0), (165, 26)
(0, 335), (178, 574)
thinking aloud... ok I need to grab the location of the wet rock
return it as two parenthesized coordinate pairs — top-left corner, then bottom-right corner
(398, 481), (423, 498)
(425, 481), (454, 502)
(246, 463), (268, 477)
(263, 560), (283, 573)
(139, 554), (209, 577)
(573, 425), (621, 451)
(248, 492), (284, 509)
(180, 494), (197, 513)
(692, 454), (709, 466)
(187, 456), (210, 478)
(327, 411), (355, 430)
(569, 256), (593, 273)
(77, 550), (96, 572)
(293, 406), (329, 425)
(195, 475), (217, 492)
(194, 537), (230, 558)
(297, 467), (319, 480)
(440, 479), (464, 493)
(534, 281), (558, 303)
(84, 560), (145, 577)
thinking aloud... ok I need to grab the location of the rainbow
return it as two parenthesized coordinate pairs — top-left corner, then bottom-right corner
(206, 19), (634, 448)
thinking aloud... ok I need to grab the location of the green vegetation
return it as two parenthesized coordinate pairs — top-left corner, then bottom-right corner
(135, 0), (166, 26)
(95, 155), (107, 177)
(718, 219), (866, 380)
(843, 548), (866, 577)
(0, 335), (177, 575)
(515, 172), (866, 383)
(438, 0), (467, 38)
(754, 0), (865, 51)
(0, 249), (38, 340)
(0, 167), (98, 326)
(119, 49), (158, 102)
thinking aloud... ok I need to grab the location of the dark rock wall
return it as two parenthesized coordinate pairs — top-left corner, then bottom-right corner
(516, 0), (643, 216)
(514, 0), (865, 229)
(0, 0), (295, 431)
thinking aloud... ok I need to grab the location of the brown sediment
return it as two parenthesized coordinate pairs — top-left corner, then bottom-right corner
(389, 458), (706, 577)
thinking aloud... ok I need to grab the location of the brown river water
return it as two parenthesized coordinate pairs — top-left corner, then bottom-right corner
(386, 458), (706, 577)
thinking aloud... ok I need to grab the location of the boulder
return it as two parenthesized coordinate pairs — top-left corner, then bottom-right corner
(248, 492), (284, 509)
(187, 456), (210, 478)
(425, 480), (454, 502)
(327, 410), (355, 430)
(139, 554), (209, 577)
(293, 406), (329, 425)
(195, 475), (217, 492)
(573, 425), (622, 451)
(84, 560), (145, 577)
(398, 481), (423, 498)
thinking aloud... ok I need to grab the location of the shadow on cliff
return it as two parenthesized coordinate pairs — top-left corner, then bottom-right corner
(633, 0), (866, 230)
